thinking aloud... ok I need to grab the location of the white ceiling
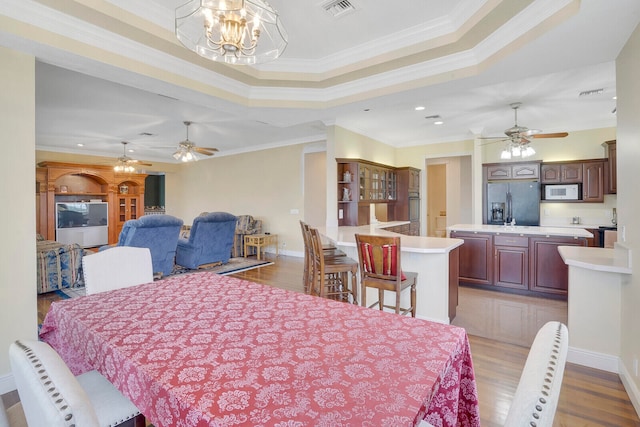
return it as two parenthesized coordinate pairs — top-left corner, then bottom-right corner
(1, 0), (639, 164)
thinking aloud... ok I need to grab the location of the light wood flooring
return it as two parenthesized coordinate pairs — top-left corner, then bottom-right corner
(21, 255), (640, 426)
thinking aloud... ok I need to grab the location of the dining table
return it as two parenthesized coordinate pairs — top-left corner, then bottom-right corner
(40, 271), (480, 427)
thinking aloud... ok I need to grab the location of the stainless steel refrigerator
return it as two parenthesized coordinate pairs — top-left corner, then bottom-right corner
(486, 181), (540, 226)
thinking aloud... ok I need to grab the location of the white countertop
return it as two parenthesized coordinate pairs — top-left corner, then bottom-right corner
(318, 223), (463, 254)
(558, 245), (632, 274)
(447, 223), (593, 238)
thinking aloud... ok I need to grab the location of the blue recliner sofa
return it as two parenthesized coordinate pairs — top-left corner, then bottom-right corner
(176, 212), (237, 269)
(101, 214), (183, 276)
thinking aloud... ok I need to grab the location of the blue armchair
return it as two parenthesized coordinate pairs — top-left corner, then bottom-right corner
(176, 212), (237, 269)
(102, 214), (183, 276)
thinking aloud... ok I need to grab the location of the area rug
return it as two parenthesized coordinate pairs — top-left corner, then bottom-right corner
(55, 286), (86, 299)
(169, 257), (273, 277)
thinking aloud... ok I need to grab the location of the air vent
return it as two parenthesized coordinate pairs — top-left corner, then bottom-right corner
(579, 88), (604, 97)
(424, 115), (441, 120)
(321, 0), (356, 18)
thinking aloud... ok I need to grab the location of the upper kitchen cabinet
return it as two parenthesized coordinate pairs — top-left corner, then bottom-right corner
(603, 140), (617, 194)
(540, 163), (582, 183)
(485, 161), (540, 181)
(540, 159), (606, 203)
(582, 161), (605, 202)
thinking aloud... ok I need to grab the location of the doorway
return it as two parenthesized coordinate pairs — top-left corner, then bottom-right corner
(425, 155), (472, 236)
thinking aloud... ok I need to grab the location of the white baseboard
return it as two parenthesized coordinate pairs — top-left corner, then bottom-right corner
(567, 346), (619, 372)
(0, 372), (16, 395)
(619, 361), (640, 419)
(568, 346), (640, 420)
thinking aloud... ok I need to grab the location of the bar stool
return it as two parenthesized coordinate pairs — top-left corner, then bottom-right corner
(299, 221), (345, 293)
(308, 227), (358, 304)
(354, 233), (417, 316)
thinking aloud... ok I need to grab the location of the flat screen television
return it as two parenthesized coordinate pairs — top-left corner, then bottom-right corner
(56, 202), (109, 228)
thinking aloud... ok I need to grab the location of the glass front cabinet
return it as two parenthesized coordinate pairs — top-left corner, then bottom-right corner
(336, 159), (417, 234)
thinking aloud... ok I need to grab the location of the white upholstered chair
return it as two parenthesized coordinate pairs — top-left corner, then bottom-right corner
(419, 321), (568, 427)
(82, 246), (154, 295)
(0, 398), (27, 427)
(503, 321), (569, 426)
(9, 339), (144, 427)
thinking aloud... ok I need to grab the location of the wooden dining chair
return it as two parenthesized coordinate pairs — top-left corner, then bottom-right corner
(9, 340), (145, 427)
(355, 234), (417, 316)
(308, 226), (358, 303)
(299, 221), (345, 294)
(82, 246), (154, 295)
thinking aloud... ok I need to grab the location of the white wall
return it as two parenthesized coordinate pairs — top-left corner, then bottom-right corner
(616, 21), (640, 412)
(167, 144), (308, 255)
(0, 47), (37, 391)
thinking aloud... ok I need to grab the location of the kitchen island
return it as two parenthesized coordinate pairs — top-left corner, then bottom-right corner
(558, 245), (632, 373)
(318, 222), (463, 324)
(448, 224), (593, 297)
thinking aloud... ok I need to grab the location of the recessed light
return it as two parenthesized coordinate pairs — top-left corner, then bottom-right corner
(434, 120), (444, 125)
(77, 143), (84, 147)
(415, 106), (425, 111)
(613, 96), (617, 100)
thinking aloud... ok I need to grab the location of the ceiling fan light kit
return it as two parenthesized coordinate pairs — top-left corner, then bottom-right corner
(114, 141), (151, 172)
(174, 121), (219, 162)
(175, 0), (288, 65)
(483, 102), (568, 160)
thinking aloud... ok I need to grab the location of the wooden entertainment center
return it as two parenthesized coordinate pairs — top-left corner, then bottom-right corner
(37, 162), (147, 246)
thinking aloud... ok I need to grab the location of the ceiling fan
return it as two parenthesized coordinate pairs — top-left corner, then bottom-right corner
(173, 121), (219, 162)
(480, 102), (568, 159)
(114, 141), (152, 172)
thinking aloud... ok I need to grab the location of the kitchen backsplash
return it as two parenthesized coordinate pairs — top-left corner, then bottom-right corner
(538, 194), (617, 227)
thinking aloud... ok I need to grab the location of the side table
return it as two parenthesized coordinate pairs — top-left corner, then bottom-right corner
(244, 234), (278, 261)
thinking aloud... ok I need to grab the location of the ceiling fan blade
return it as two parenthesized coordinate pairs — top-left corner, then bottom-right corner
(531, 132), (569, 139)
(198, 146), (219, 152)
(193, 147), (217, 155)
(479, 138), (510, 145)
(131, 160), (153, 166)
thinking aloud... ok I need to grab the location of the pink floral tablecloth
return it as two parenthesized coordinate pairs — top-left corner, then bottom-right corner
(40, 272), (480, 427)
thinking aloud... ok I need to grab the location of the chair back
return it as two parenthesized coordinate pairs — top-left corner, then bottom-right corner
(504, 321), (569, 427)
(354, 234), (405, 291)
(83, 246), (154, 295)
(176, 212), (237, 268)
(115, 214), (183, 276)
(9, 340), (101, 427)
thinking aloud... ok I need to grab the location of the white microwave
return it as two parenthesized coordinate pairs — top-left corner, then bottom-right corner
(544, 184), (581, 200)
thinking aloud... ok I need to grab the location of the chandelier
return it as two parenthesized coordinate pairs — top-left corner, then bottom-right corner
(175, 0), (288, 65)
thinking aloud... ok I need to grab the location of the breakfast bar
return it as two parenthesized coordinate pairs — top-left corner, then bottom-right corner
(318, 222), (463, 324)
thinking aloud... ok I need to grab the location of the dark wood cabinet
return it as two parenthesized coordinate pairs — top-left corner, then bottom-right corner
(337, 160), (419, 234)
(540, 159), (606, 203)
(396, 167), (420, 235)
(486, 161), (540, 181)
(603, 140), (616, 194)
(451, 229), (588, 297)
(582, 161), (605, 202)
(529, 236), (587, 295)
(541, 163), (582, 183)
(493, 235), (528, 290)
(450, 231), (493, 285)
